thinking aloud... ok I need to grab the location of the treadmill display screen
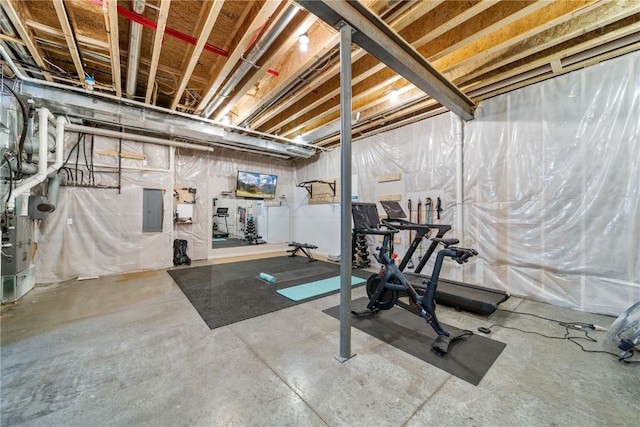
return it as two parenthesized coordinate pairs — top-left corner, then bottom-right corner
(380, 200), (407, 220)
(352, 203), (380, 230)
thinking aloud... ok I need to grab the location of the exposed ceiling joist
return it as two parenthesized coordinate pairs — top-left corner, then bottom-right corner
(194, 1), (280, 116)
(295, 0), (475, 120)
(52, 0), (86, 85)
(169, 0), (224, 110)
(145, 0), (171, 104)
(103, 0), (122, 97)
(2, 0), (54, 81)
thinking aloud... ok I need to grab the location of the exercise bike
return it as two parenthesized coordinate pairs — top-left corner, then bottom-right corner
(354, 220), (478, 355)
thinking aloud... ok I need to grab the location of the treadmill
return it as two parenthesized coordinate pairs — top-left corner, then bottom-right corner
(213, 207), (230, 238)
(379, 200), (509, 315)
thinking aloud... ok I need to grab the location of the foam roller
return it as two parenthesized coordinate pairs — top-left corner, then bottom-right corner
(259, 272), (277, 283)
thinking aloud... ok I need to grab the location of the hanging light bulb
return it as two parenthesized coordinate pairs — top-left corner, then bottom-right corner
(389, 87), (399, 102)
(298, 32), (309, 52)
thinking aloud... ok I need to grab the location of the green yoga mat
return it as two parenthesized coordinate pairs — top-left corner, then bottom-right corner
(277, 275), (366, 301)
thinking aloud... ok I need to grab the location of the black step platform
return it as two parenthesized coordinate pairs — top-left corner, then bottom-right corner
(406, 272), (510, 315)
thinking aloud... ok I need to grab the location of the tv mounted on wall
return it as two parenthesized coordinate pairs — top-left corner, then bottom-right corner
(235, 171), (278, 199)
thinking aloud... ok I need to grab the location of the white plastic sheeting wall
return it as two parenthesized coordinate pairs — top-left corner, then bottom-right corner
(295, 52), (639, 315)
(465, 51), (639, 315)
(295, 113), (459, 277)
(35, 136), (294, 283)
(34, 51), (639, 315)
(35, 135), (174, 283)
(172, 149), (293, 259)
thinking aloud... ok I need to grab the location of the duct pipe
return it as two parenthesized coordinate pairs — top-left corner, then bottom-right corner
(7, 107), (51, 211)
(44, 172), (61, 210)
(126, 0), (145, 98)
(201, 3), (300, 119)
(39, 116), (67, 211)
(48, 116), (66, 174)
(454, 115), (464, 282)
(64, 124), (215, 152)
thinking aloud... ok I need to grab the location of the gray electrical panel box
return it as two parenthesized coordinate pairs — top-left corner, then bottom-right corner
(143, 189), (163, 232)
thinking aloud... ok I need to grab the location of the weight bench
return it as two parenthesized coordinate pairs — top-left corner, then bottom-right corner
(287, 242), (318, 262)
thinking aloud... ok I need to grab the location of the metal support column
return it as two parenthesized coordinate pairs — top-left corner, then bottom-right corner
(338, 21), (354, 362)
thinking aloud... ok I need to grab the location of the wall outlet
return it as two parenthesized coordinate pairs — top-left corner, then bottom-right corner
(67, 218), (73, 226)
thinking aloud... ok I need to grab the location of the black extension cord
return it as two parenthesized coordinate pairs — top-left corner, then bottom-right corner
(478, 309), (638, 364)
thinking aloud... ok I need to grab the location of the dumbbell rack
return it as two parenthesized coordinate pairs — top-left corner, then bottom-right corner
(351, 231), (371, 268)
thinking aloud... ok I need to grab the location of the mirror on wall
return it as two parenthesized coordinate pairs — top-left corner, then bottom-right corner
(211, 197), (289, 250)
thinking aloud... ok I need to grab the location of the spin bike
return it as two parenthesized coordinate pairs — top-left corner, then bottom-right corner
(354, 221), (478, 355)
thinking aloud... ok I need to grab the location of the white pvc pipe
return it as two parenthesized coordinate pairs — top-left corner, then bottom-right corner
(455, 115), (464, 282)
(8, 107), (51, 211)
(63, 124), (215, 152)
(48, 116), (66, 173)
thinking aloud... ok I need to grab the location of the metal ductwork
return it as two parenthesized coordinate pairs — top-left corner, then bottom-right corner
(126, 0), (145, 98)
(0, 45), (318, 159)
(201, 3), (300, 119)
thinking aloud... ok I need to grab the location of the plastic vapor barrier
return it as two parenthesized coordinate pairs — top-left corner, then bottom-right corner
(464, 52), (639, 315)
(295, 51), (639, 315)
(35, 136), (293, 283)
(33, 50), (639, 315)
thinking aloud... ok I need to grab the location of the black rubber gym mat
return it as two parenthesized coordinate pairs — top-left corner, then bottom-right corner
(168, 256), (368, 329)
(324, 297), (506, 386)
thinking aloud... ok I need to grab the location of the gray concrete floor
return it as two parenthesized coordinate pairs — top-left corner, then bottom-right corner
(1, 259), (638, 427)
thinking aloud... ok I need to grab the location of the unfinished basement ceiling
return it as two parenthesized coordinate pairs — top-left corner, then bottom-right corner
(1, 0), (639, 153)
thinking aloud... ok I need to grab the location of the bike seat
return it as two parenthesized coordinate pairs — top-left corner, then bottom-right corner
(432, 237), (459, 247)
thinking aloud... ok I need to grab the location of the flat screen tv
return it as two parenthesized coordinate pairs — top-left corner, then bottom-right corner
(235, 171), (278, 199)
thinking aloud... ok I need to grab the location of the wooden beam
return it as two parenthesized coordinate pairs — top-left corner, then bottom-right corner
(235, 0), (428, 130)
(432, 0), (599, 74)
(252, 0), (493, 133)
(428, 1), (551, 63)
(231, 20), (339, 125)
(241, 1), (453, 130)
(450, 0), (640, 84)
(137, 56), (208, 85)
(409, 0), (498, 48)
(25, 19), (109, 50)
(194, 1), (280, 115)
(103, 0), (122, 97)
(170, 0), (224, 110)
(96, 150), (145, 160)
(388, 0), (445, 30)
(2, 0), (54, 81)
(0, 33), (24, 45)
(145, 0), (172, 104)
(278, 0), (533, 134)
(462, 20), (640, 97)
(52, 0), (86, 84)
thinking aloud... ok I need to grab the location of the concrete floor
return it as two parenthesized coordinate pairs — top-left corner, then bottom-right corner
(1, 257), (638, 427)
